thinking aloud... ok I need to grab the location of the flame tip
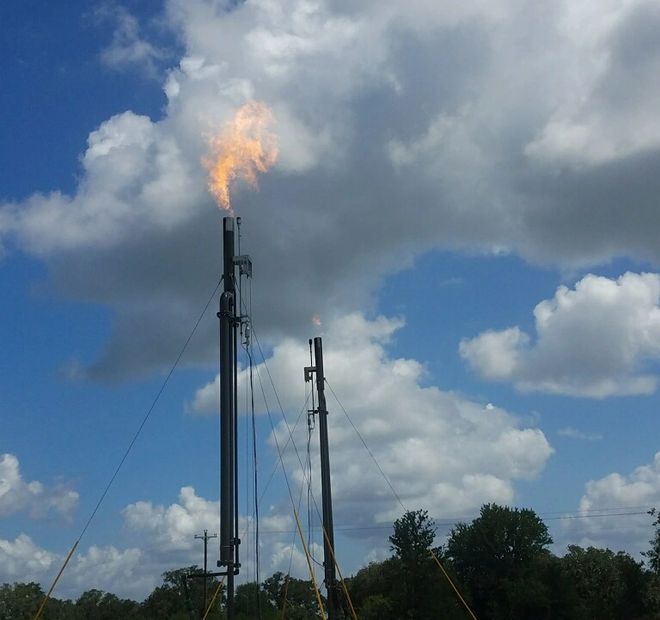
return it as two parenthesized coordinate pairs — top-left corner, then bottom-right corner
(202, 100), (278, 211)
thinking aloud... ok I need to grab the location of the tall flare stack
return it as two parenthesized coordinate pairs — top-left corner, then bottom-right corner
(219, 216), (239, 616)
(203, 101), (276, 620)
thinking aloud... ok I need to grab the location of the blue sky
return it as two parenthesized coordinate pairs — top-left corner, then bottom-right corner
(3, 0), (660, 601)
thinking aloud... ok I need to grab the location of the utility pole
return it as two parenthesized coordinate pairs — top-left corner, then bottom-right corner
(194, 529), (217, 614)
(218, 216), (251, 620)
(305, 337), (343, 620)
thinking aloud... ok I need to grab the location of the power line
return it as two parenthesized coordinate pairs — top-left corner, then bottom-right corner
(256, 510), (654, 535)
(324, 378), (656, 525)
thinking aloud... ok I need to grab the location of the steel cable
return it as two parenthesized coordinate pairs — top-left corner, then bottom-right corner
(33, 278), (223, 620)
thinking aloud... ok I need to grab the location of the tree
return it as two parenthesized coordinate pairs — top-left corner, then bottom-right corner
(561, 545), (651, 619)
(613, 550), (653, 618)
(141, 566), (222, 620)
(446, 503), (553, 619)
(644, 508), (660, 574)
(0, 582), (77, 619)
(346, 558), (400, 620)
(360, 593), (394, 620)
(75, 589), (140, 619)
(389, 509), (436, 564)
(390, 510), (436, 619)
(530, 552), (581, 620)
(234, 581), (278, 619)
(388, 509), (464, 619)
(262, 571), (323, 619)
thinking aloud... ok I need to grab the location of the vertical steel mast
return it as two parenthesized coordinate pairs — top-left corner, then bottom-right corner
(306, 337), (343, 619)
(219, 216), (239, 618)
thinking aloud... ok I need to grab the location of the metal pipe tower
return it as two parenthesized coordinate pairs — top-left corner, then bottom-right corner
(306, 337), (343, 620)
(218, 216), (240, 619)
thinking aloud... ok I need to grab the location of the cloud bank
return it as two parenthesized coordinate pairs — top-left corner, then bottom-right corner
(195, 313), (553, 525)
(1, 0), (660, 378)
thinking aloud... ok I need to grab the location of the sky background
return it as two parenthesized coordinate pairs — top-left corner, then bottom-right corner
(3, 0), (660, 602)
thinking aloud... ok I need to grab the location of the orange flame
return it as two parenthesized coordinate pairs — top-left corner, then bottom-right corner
(203, 101), (278, 213)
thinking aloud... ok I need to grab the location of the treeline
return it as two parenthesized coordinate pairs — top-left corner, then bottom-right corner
(348, 505), (660, 619)
(4, 503), (660, 619)
(0, 569), (321, 620)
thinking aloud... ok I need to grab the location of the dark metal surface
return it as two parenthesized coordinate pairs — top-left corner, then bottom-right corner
(314, 337), (342, 620)
(219, 217), (238, 619)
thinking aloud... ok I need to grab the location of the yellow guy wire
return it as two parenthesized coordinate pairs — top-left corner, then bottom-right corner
(293, 507), (327, 620)
(279, 573), (291, 620)
(325, 379), (478, 620)
(429, 549), (477, 620)
(32, 282), (223, 620)
(319, 525), (358, 620)
(33, 540), (79, 620)
(202, 576), (226, 620)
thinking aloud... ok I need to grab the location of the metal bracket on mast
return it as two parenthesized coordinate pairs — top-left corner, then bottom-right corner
(234, 254), (252, 278)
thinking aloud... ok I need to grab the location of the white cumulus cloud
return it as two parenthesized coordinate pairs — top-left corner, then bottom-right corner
(123, 486), (219, 552)
(526, 0), (660, 168)
(122, 486), (318, 587)
(0, 535), (150, 601)
(557, 426), (603, 442)
(3, 0), (660, 377)
(561, 452), (660, 557)
(0, 535), (58, 582)
(460, 272), (660, 397)
(193, 313), (553, 525)
(0, 453), (78, 520)
(97, 5), (165, 78)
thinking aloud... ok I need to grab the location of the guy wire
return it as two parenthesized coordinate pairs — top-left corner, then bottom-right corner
(34, 278), (223, 620)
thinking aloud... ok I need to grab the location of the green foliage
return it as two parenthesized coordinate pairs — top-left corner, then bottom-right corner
(262, 571), (323, 619)
(561, 545), (651, 619)
(383, 510), (464, 619)
(234, 581), (277, 619)
(360, 593), (393, 619)
(0, 582), (74, 620)
(644, 508), (660, 574)
(346, 558), (401, 620)
(389, 509), (436, 564)
(5, 504), (660, 620)
(75, 589), (141, 619)
(530, 552), (581, 620)
(0, 583), (45, 620)
(141, 566), (222, 620)
(446, 503), (554, 618)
